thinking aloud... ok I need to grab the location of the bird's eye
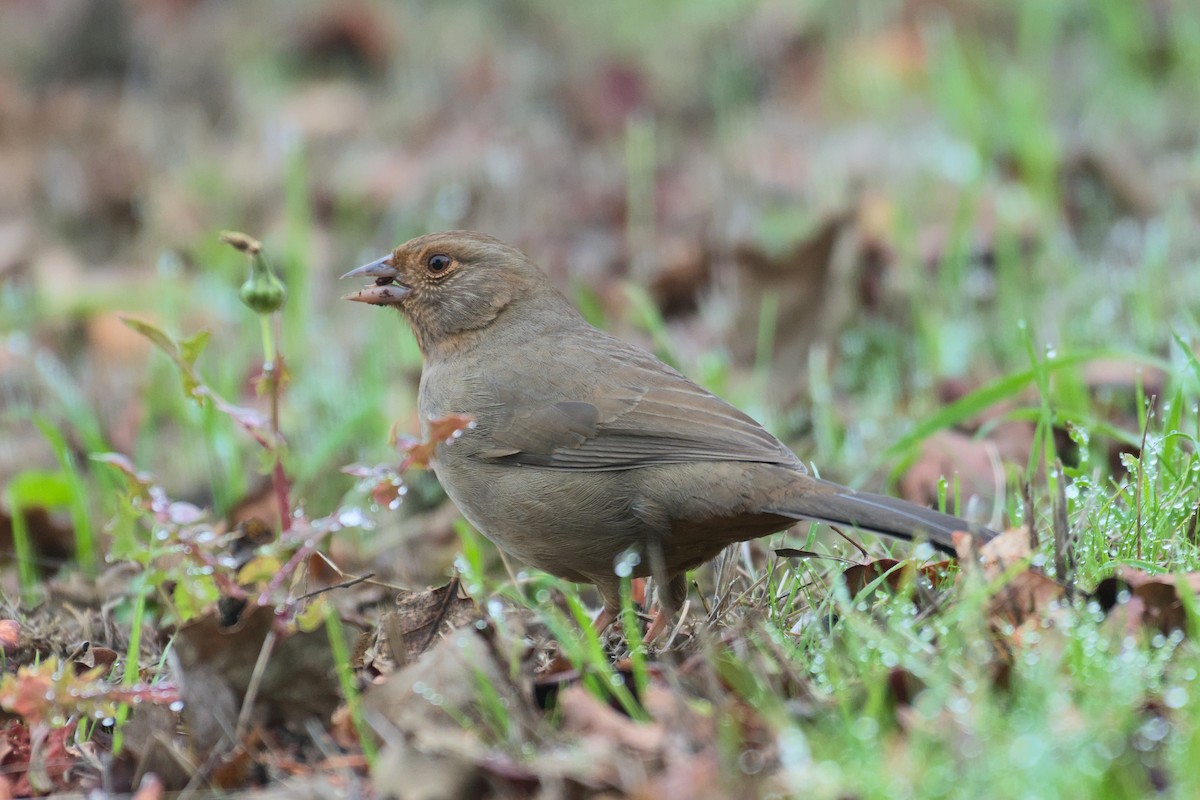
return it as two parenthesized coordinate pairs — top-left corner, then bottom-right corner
(427, 254), (452, 273)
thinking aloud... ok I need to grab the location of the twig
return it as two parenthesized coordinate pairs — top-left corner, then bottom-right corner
(255, 531), (331, 608)
(1134, 397), (1155, 561)
(294, 573), (376, 602)
(235, 626), (279, 740)
(311, 549), (409, 592)
(829, 525), (870, 560)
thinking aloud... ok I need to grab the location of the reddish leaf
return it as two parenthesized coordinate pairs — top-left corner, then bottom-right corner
(397, 413), (475, 470)
(0, 621), (18, 657)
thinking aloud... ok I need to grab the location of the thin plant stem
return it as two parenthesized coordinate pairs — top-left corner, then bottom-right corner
(259, 314), (275, 368)
(259, 314), (291, 532)
(111, 588), (148, 755)
(325, 605), (378, 767)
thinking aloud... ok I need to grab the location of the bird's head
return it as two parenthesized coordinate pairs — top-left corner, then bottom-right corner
(342, 231), (557, 356)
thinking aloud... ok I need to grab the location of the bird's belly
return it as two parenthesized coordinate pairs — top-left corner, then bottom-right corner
(430, 453), (804, 586)
(432, 456), (650, 583)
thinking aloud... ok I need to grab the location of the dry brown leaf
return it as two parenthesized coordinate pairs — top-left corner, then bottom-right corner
(648, 235), (711, 317)
(960, 525), (1034, 576)
(225, 483), (282, 535)
(396, 413), (476, 470)
(364, 626), (520, 736)
(986, 571), (1068, 635)
(69, 642), (118, 676)
(841, 558), (952, 598)
(898, 424), (1031, 508)
(954, 527), (1068, 634)
(364, 627), (518, 800)
(629, 749), (730, 800)
(1095, 567), (1200, 636)
(109, 704), (194, 793)
(172, 608), (343, 753)
(558, 684), (665, 754)
(0, 622), (19, 658)
(381, 580), (479, 667)
(727, 211), (856, 405)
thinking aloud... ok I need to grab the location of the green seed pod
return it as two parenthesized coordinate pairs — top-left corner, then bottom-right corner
(239, 253), (287, 314)
(221, 231), (287, 315)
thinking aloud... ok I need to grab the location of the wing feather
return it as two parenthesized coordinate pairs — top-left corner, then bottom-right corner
(481, 334), (800, 471)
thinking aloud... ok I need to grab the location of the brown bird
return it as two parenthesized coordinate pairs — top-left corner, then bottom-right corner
(343, 231), (996, 639)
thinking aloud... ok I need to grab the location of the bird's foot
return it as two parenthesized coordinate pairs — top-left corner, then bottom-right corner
(591, 606), (617, 635)
(642, 608), (671, 643)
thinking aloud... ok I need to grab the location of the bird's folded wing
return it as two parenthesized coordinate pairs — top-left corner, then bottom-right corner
(479, 356), (801, 471)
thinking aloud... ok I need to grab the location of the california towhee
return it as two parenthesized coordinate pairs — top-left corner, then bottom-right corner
(344, 231), (996, 636)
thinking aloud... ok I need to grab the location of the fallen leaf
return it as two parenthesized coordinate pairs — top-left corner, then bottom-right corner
(728, 210), (856, 406)
(381, 579), (479, 667)
(0, 622), (19, 657)
(226, 485), (282, 538)
(395, 413), (476, 471)
(648, 235), (711, 317)
(1095, 567), (1200, 636)
(68, 641), (118, 676)
(171, 607), (344, 753)
(558, 684), (665, 753)
(364, 627), (524, 800)
(840, 558), (952, 597)
(898, 424), (1031, 508)
(109, 705), (193, 793)
(954, 527), (1068, 634)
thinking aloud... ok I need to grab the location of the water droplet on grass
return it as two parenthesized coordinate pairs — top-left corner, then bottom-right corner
(1164, 686), (1188, 708)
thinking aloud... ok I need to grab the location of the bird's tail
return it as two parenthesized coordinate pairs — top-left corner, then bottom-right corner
(766, 478), (998, 554)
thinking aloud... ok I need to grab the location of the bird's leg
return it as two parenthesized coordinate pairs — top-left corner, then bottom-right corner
(592, 580), (623, 636)
(592, 605), (617, 635)
(643, 607), (671, 642)
(629, 576), (647, 605)
(643, 568), (688, 644)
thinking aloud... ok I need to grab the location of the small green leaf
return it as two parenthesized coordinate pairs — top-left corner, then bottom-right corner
(179, 330), (211, 367)
(296, 595), (328, 632)
(237, 555), (283, 585)
(6, 470), (73, 509)
(120, 317), (178, 358)
(173, 574), (220, 622)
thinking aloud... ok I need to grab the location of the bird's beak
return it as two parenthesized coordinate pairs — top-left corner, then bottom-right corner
(340, 255), (411, 305)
